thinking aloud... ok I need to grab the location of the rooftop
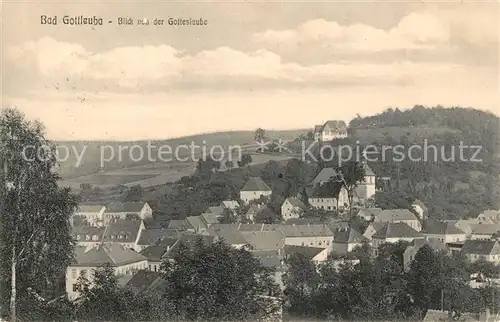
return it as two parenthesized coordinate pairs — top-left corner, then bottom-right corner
(241, 177), (271, 192)
(372, 222), (422, 239)
(72, 243), (147, 267)
(106, 201), (147, 213)
(461, 240), (500, 256)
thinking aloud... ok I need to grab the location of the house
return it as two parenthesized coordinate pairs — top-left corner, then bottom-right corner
(477, 209), (500, 222)
(470, 224), (500, 240)
(357, 208), (383, 221)
(317, 120), (348, 141)
(461, 239), (500, 264)
(371, 222), (423, 250)
(240, 230), (286, 251)
(245, 204), (265, 222)
(183, 216), (209, 233)
(205, 227), (249, 249)
(221, 200), (240, 213)
(452, 219), (495, 236)
(310, 167), (340, 187)
(139, 236), (179, 272)
(247, 205), (278, 223)
(332, 227), (369, 254)
(163, 233), (216, 261)
(66, 243), (148, 299)
(103, 201), (153, 225)
(268, 224), (335, 249)
(240, 177), (272, 204)
(123, 270), (167, 295)
(411, 199), (429, 220)
(135, 228), (179, 252)
(363, 222), (386, 240)
(102, 219), (145, 251)
(421, 219), (467, 243)
(72, 204), (106, 227)
(308, 197), (341, 212)
(281, 197), (308, 220)
(373, 209), (422, 232)
(284, 245), (329, 264)
(403, 238), (450, 271)
(72, 226), (105, 251)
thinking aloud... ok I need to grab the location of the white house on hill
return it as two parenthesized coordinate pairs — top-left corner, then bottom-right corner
(240, 177), (272, 204)
(313, 120), (348, 142)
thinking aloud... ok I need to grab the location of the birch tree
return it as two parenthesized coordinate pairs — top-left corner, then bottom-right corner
(0, 108), (77, 321)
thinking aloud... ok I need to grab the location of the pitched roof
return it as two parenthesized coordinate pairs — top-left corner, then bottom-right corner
(268, 224), (335, 238)
(102, 219), (143, 243)
(333, 227), (369, 244)
(479, 210), (500, 219)
(206, 206), (225, 215)
(241, 177), (271, 192)
(372, 222), (422, 239)
(406, 238), (449, 254)
(322, 120), (347, 132)
(105, 201), (147, 213)
(470, 224), (500, 235)
(252, 250), (284, 269)
(200, 212), (222, 225)
(221, 200), (240, 210)
(364, 222), (386, 235)
(412, 199), (428, 212)
(284, 197), (307, 210)
(139, 237), (179, 261)
(461, 240), (500, 256)
(311, 168), (339, 186)
(167, 219), (190, 230)
(373, 209), (419, 222)
(72, 226), (105, 242)
(422, 219), (466, 235)
(207, 228), (248, 246)
(284, 245), (326, 261)
(185, 216), (208, 231)
(240, 230), (285, 251)
(136, 228), (178, 246)
(72, 243), (147, 267)
(358, 208), (383, 218)
(125, 270), (162, 291)
(165, 233), (216, 258)
(75, 204), (105, 213)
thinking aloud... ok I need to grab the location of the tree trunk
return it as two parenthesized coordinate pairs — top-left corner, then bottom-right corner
(10, 244), (16, 322)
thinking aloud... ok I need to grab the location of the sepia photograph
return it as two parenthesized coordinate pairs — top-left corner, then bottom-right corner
(1, 0), (499, 321)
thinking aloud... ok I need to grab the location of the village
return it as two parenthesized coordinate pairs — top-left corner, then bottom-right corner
(67, 120), (500, 321)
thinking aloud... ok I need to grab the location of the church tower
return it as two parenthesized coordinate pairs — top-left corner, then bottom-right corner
(354, 161), (376, 203)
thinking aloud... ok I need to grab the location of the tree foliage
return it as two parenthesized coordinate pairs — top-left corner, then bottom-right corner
(160, 239), (282, 321)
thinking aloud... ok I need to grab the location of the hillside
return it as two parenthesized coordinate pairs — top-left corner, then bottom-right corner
(346, 106), (500, 219)
(57, 129), (307, 189)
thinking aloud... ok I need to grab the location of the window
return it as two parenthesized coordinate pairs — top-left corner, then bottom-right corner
(71, 269), (77, 279)
(85, 235), (90, 240)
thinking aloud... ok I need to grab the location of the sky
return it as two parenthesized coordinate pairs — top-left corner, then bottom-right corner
(2, 0), (499, 141)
